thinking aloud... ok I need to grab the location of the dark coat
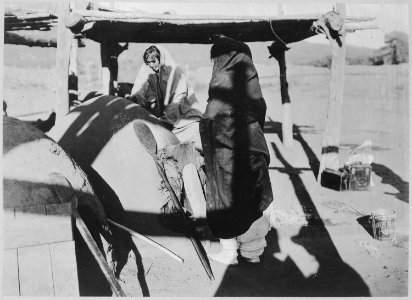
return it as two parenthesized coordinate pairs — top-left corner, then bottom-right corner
(200, 37), (273, 239)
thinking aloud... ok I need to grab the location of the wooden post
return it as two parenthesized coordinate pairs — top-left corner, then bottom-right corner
(279, 51), (293, 148)
(100, 42), (113, 95)
(1, 2), (4, 113)
(56, 0), (72, 119)
(318, 3), (347, 179)
(268, 42), (293, 147)
(100, 42), (128, 95)
(268, 3), (293, 147)
(69, 37), (79, 106)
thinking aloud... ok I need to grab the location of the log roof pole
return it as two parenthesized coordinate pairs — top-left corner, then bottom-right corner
(56, 0), (72, 120)
(317, 3), (347, 180)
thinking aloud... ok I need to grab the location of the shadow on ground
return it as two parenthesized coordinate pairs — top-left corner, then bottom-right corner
(372, 162), (409, 203)
(37, 97), (371, 296)
(214, 120), (370, 296)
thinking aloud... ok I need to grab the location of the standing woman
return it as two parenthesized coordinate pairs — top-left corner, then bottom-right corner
(200, 37), (273, 264)
(130, 45), (203, 150)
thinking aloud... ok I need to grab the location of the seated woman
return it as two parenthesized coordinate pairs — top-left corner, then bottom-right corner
(200, 37), (273, 264)
(130, 45), (203, 151)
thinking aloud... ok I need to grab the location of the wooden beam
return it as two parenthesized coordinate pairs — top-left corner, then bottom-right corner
(74, 9), (373, 23)
(74, 9), (324, 22)
(55, 0), (72, 119)
(5, 30), (57, 47)
(319, 3), (347, 178)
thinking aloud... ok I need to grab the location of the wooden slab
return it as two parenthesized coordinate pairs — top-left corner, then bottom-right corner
(4, 203), (73, 249)
(3, 249), (19, 296)
(50, 241), (79, 296)
(18, 244), (54, 296)
(183, 163), (207, 219)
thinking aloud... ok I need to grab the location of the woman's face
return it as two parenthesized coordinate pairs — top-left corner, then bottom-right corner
(147, 54), (160, 73)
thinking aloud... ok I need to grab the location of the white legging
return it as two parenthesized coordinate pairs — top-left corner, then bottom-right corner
(220, 215), (271, 259)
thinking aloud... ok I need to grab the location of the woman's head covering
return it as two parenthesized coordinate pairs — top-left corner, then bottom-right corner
(210, 36), (252, 60)
(131, 45), (202, 126)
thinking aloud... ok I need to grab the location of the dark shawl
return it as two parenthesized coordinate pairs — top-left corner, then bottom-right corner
(200, 37), (273, 239)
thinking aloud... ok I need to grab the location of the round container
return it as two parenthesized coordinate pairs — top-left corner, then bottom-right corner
(370, 209), (397, 241)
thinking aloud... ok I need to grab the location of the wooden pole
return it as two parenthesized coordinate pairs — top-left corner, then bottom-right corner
(1, 2), (4, 115)
(100, 43), (116, 95)
(318, 3), (347, 179)
(69, 37), (79, 106)
(73, 209), (126, 297)
(267, 3), (293, 147)
(56, 0), (72, 119)
(278, 50), (293, 147)
(107, 219), (184, 263)
(100, 42), (128, 95)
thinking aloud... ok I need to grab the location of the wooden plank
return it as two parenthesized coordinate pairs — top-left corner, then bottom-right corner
(3, 249), (20, 296)
(5, 204), (73, 249)
(18, 244), (54, 296)
(49, 241), (79, 296)
(56, 0), (72, 119)
(318, 3), (347, 178)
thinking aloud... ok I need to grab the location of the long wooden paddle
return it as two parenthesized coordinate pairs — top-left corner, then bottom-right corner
(133, 121), (215, 281)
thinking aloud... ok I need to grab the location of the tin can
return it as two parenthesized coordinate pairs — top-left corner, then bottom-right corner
(370, 209), (397, 241)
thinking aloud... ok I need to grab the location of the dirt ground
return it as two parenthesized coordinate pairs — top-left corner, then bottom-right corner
(3, 44), (409, 296)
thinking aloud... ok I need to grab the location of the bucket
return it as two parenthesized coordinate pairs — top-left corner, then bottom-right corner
(370, 209), (397, 241)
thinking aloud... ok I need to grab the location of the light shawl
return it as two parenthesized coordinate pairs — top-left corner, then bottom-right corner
(131, 45), (202, 129)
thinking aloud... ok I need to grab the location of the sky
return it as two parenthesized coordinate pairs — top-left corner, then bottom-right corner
(98, 0), (409, 49)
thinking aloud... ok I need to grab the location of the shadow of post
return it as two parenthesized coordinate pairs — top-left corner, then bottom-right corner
(264, 119), (320, 178)
(372, 162), (409, 203)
